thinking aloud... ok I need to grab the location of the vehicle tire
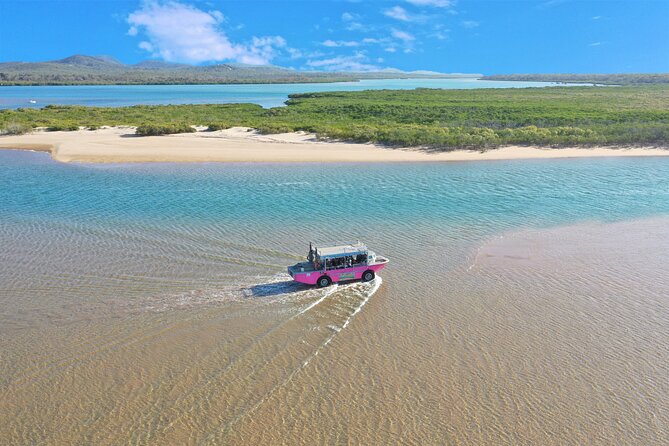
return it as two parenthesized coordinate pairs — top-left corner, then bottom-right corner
(362, 270), (375, 282)
(317, 276), (332, 288)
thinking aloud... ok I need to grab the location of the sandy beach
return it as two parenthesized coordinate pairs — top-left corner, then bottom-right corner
(1, 126), (668, 163)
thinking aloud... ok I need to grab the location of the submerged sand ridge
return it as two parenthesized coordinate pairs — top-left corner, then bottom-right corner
(2, 126), (668, 163)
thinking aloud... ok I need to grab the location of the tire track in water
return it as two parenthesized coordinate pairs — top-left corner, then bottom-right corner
(212, 277), (382, 442)
(142, 278), (381, 444)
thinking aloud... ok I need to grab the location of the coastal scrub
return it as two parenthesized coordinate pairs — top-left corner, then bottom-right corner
(2, 85), (668, 149)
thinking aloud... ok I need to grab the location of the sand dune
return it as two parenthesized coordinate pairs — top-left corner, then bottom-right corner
(1, 126), (668, 163)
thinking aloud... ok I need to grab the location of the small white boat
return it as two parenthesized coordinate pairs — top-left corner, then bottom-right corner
(29, 100), (37, 104)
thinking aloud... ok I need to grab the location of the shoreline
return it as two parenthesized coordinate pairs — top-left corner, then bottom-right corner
(1, 127), (668, 164)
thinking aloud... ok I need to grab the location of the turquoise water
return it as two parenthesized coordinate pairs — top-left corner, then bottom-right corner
(2, 151), (668, 232)
(2, 151), (669, 444)
(2, 149), (668, 308)
(2, 149), (668, 301)
(3, 149), (667, 317)
(0, 78), (587, 109)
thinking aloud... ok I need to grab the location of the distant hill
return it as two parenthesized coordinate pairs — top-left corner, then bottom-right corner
(55, 55), (124, 68)
(131, 60), (190, 70)
(0, 54), (477, 86)
(480, 73), (669, 85)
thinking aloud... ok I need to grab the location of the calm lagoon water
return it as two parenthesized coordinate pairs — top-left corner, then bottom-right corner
(1, 151), (668, 444)
(0, 77), (585, 109)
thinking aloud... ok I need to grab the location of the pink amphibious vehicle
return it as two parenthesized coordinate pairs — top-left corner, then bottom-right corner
(288, 242), (389, 287)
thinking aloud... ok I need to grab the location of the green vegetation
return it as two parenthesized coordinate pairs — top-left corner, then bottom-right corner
(2, 85), (668, 149)
(481, 73), (669, 85)
(136, 123), (196, 136)
(206, 123), (233, 131)
(45, 123), (80, 131)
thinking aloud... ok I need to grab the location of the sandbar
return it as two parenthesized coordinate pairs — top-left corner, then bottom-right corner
(1, 126), (668, 163)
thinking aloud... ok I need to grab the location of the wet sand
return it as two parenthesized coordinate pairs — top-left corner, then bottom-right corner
(3, 214), (668, 444)
(1, 126), (668, 163)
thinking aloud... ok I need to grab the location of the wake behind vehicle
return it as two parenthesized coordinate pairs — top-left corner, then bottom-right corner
(288, 242), (389, 287)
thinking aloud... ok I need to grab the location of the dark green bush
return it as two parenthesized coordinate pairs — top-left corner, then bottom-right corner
(135, 123), (196, 136)
(46, 123), (80, 131)
(206, 123), (231, 131)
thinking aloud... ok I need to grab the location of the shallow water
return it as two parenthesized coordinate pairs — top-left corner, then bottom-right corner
(1, 151), (668, 444)
(0, 78), (588, 109)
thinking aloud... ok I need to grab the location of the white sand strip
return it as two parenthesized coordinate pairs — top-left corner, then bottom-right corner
(2, 126), (668, 164)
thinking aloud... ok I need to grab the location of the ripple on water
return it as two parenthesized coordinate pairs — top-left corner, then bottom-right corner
(2, 152), (669, 444)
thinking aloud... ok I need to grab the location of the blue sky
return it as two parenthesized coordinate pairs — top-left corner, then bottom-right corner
(1, 0), (668, 73)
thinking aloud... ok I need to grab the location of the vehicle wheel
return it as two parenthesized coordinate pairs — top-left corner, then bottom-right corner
(362, 270), (375, 282)
(317, 276), (332, 288)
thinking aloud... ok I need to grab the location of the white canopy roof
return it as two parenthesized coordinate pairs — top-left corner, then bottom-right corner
(315, 242), (368, 259)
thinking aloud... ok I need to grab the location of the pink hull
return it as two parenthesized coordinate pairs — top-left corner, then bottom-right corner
(289, 261), (387, 286)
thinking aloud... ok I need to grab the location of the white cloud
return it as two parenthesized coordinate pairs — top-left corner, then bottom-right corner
(406, 0), (453, 7)
(240, 36), (287, 65)
(384, 5), (428, 23)
(385, 47), (397, 53)
(322, 39), (360, 48)
(592, 15), (602, 20)
(287, 48), (303, 59)
(346, 21), (365, 31)
(588, 41), (602, 47)
(384, 6), (411, 21)
(391, 29), (415, 41)
(127, 1), (287, 65)
(306, 53), (381, 72)
(341, 12), (365, 30)
(462, 20), (479, 28)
